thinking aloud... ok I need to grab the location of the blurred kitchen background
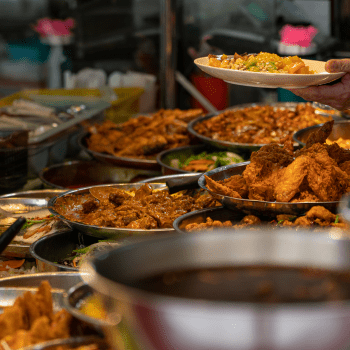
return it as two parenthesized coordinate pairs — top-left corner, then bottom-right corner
(0, 0), (349, 111)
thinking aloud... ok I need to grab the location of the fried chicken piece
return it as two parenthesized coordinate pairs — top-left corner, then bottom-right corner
(305, 206), (336, 224)
(306, 151), (350, 201)
(222, 175), (248, 198)
(305, 120), (334, 148)
(248, 168), (285, 201)
(205, 175), (242, 198)
(326, 143), (350, 165)
(294, 216), (312, 226)
(274, 156), (310, 202)
(291, 191), (319, 202)
(240, 215), (261, 225)
(340, 160), (350, 175)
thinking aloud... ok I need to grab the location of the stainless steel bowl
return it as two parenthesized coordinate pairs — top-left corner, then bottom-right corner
(140, 173), (199, 184)
(198, 162), (339, 216)
(39, 160), (161, 189)
(173, 206), (245, 233)
(48, 183), (173, 239)
(29, 230), (99, 272)
(188, 102), (307, 153)
(293, 120), (350, 147)
(84, 230), (350, 350)
(156, 144), (246, 176)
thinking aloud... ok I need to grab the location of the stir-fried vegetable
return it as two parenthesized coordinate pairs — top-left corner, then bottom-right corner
(170, 151), (244, 172)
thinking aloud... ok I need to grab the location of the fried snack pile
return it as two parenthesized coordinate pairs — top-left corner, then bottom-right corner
(0, 281), (72, 350)
(208, 52), (314, 74)
(193, 103), (331, 144)
(185, 206), (348, 232)
(54, 184), (220, 229)
(205, 120), (350, 203)
(86, 108), (204, 159)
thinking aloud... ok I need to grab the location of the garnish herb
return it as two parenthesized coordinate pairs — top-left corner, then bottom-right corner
(335, 215), (339, 224)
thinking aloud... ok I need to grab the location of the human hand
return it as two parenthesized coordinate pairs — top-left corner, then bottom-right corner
(288, 59), (350, 111)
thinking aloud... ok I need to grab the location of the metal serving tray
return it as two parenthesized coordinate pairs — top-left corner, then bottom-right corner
(198, 162), (339, 216)
(187, 102), (325, 153)
(48, 183), (174, 240)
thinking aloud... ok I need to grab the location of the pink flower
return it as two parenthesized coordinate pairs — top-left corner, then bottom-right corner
(279, 24), (318, 48)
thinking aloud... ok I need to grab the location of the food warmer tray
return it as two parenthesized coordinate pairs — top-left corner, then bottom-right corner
(198, 162), (339, 216)
(79, 132), (161, 171)
(187, 102), (336, 153)
(0, 189), (67, 258)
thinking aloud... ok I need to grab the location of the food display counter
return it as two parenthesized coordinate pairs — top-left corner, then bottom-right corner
(1, 48), (350, 350)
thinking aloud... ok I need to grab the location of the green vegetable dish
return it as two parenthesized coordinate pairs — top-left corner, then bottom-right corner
(170, 151), (244, 172)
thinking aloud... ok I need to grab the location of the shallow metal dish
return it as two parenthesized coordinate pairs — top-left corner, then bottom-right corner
(0, 271), (85, 290)
(173, 206), (245, 233)
(188, 102), (321, 153)
(0, 286), (65, 311)
(0, 189), (65, 199)
(84, 230), (350, 350)
(198, 162), (339, 216)
(39, 160), (160, 189)
(30, 229), (99, 272)
(79, 132), (161, 171)
(48, 183), (174, 239)
(140, 173), (199, 184)
(157, 144), (246, 176)
(293, 120), (350, 147)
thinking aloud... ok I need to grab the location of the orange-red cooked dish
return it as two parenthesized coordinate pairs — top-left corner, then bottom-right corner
(208, 52), (315, 74)
(86, 108), (204, 159)
(193, 103), (332, 144)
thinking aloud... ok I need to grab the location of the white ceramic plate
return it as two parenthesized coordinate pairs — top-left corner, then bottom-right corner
(194, 56), (346, 89)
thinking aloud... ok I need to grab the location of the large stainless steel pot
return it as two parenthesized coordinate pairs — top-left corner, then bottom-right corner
(84, 229), (350, 350)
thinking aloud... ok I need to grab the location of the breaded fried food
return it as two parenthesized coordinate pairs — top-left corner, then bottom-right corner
(305, 120), (334, 148)
(205, 175), (242, 198)
(203, 121), (350, 204)
(0, 281), (74, 350)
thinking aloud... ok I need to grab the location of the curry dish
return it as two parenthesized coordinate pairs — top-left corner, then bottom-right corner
(54, 185), (219, 229)
(204, 120), (350, 203)
(193, 103), (331, 145)
(208, 52), (315, 74)
(86, 108), (204, 159)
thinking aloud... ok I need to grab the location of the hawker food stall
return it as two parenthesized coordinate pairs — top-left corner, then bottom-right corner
(1, 1), (350, 348)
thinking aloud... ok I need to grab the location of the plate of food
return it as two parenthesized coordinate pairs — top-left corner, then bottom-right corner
(157, 144), (245, 175)
(198, 120), (350, 216)
(48, 183), (220, 239)
(194, 52), (346, 88)
(80, 108), (205, 171)
(188, 102), (332, 153)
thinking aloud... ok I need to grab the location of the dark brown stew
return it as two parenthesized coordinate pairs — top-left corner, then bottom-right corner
(129, 266), (350, 303)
